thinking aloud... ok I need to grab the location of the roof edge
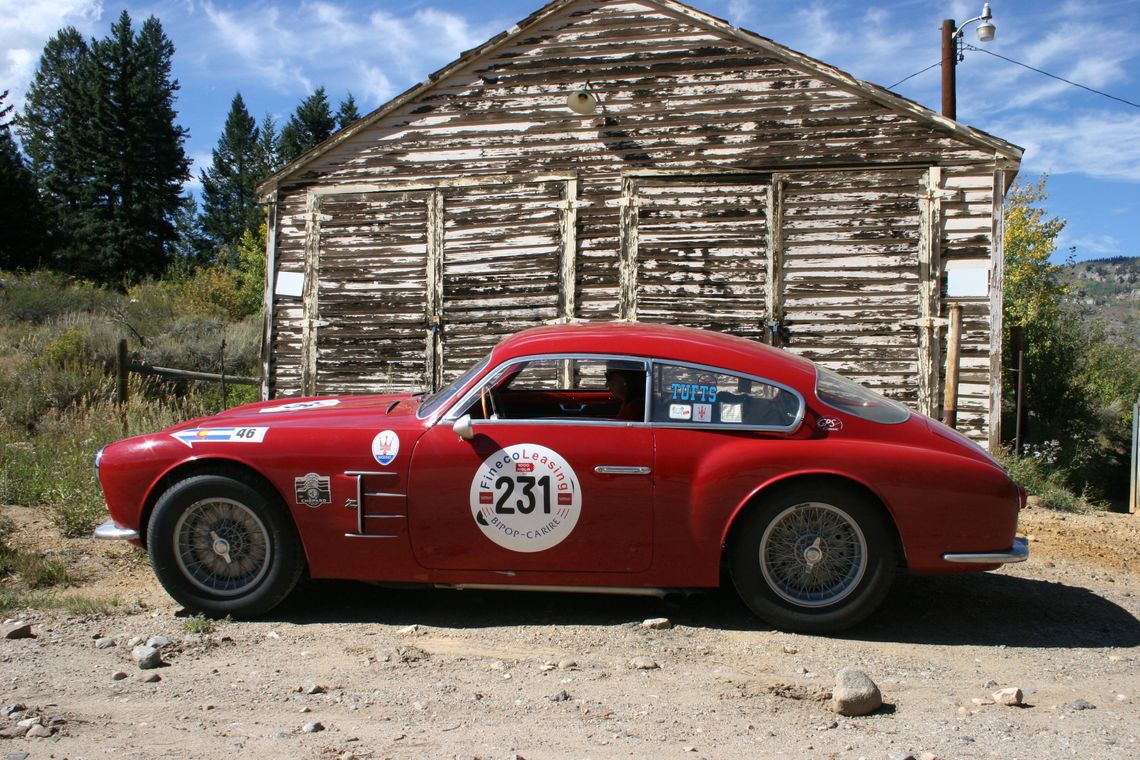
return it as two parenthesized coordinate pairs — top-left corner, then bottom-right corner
(259, 0), (1023, 199)
(257, 0), (580, 199)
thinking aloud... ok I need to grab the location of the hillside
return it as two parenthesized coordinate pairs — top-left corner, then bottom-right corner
(1062, 256), (1139, 347)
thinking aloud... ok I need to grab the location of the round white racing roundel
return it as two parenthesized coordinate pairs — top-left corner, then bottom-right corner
(469, 444), (581, 553)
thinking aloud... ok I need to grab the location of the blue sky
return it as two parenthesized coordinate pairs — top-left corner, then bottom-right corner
(3, 0), (1138, 263)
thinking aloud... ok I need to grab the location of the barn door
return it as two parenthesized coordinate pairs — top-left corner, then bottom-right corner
(628, 176), (770, 343)
(778, 169), (927, 406)
(437, 180), (567, 381)
(312, 191), (432, 395)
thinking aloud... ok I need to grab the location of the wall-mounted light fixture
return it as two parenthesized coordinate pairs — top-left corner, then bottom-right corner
(566, 88), (599, 115)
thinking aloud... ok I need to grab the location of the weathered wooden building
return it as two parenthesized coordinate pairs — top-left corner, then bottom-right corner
(257, 0), (1022, 448)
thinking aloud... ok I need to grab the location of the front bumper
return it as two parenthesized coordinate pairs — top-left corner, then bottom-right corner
(93, 519), (140, 542)
(942, 536), (1029, 564)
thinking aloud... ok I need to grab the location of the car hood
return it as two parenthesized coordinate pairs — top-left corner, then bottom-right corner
(166, 393), (421, 432)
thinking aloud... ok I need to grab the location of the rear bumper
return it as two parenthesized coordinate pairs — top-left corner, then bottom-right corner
(942, 536), (1029, 565)
(93, 518), (140, 542)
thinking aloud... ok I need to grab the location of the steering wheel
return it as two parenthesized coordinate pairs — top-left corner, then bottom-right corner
(479, 385), (501, 420)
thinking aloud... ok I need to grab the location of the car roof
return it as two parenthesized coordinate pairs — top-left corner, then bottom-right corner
(492, 322), (818, 388)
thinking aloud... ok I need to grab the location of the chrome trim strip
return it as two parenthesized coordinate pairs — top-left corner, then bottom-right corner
(594, 465), (652, 475)
(942, 536), (1029, 564)
(94, 519), (140, 541)
(439, 584), (670, 598)
(363, 514), (406, 519)
(364, 492), (405, 498)
(344, 533), (399, 539)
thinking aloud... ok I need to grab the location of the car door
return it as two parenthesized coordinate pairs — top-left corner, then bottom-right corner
(407, 356), (654, 573)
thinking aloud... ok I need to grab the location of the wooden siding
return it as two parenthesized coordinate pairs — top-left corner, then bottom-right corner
(313, 192), (431, 395)
(265, 0), (1018, 445)
(631, 176), (769, 341)
(779, 169), (925, 404)
(441, 181), (566, 375)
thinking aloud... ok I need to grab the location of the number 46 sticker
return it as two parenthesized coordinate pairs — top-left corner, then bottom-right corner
(170, 426), (269, 448)
(469, 444), (582, 553)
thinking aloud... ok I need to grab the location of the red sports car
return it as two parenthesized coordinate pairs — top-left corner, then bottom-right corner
(94, 323), (1027, 632)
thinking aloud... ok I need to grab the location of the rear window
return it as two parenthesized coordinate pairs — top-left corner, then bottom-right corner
(650, 363), (802, 431)
(815, 367), (911, 425)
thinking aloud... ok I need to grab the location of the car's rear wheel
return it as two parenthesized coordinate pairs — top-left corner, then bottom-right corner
(729, 483), (895, 633)
(147, 473), (303, 618)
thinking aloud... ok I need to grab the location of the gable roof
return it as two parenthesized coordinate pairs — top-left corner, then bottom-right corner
(258, 0), (1023, 198)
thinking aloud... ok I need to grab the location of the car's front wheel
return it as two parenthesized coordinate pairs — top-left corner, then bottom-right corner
(729, 483), (896, 633)
(147, 473), (303, 618)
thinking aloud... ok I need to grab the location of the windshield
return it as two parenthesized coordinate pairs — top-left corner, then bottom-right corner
(417, 353), (491, 419)
(815, 366), (911, 425)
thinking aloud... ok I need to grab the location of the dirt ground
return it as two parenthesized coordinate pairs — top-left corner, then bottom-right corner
(2, 503), (1138, 760)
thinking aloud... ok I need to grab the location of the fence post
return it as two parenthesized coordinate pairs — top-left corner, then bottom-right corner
(1010, 326), (1027, 455)
(116, 339), (129, 407)
(1130, 396), (1138, 515)
(941, 304), (962, 428)
(220, 338), (228, 409)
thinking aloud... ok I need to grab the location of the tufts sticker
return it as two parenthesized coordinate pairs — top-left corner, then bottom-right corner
(669, 404), (692, 420)
(260, 399), (340, 413)
(371, 430), (400, 465)
(818, 417), (844, 432)
(469, 444), (581, 553)
(295, 473), (331, 508)
(170, 427), (268, 448)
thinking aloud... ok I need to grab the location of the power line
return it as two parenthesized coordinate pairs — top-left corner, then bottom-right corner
(887, 46), (1140, 111)
(888, 62), (940, 90)
(963, 44), (1140, 110)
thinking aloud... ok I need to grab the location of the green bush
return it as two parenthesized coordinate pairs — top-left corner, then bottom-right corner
(38, 328), (92, 367)
(0, 271), (116, 324)
(998, 445), (1099, 514)
(0, 360), (111, 431)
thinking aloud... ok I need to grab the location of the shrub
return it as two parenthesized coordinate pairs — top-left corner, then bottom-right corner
(38, 328), (92, 367)
(998, 446), (1099, 514)
(0, 271), (116, 324)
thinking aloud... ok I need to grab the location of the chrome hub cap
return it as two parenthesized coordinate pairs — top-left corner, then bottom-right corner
(760, 502), (868, 608)
(174, 498), (271, 596)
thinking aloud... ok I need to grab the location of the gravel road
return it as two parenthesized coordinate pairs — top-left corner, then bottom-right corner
(2, 505), (1138, 759)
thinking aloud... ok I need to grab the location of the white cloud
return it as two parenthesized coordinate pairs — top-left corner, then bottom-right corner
(1066, 233), (1122, 256)
(994, 112), (1140, 183)
(0, 0), (104, 111)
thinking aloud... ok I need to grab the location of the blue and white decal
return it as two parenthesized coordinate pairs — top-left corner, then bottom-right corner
(371, 430), (400, 465)
(171, 427), (268, 448)
(259, 399), (340, 413)
(670, 383), (718, 402)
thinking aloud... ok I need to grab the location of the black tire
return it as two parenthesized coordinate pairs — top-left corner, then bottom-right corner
(728, 483), (896, 633)
(147, 473), (303, 618)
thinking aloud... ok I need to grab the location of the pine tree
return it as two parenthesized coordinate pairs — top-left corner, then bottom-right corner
(254, 113), (283, 178)
(336, 93), (361, 130)
(171, 194), (211, 268)
(21, 12), (189, 283)
(279, 86), (335, 163)
(200, 92), (262, 257)
(0, 91), (47, 270)
(16, 27), (89, 244)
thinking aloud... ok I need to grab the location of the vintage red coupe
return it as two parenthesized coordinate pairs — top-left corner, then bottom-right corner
(95, 323), (1027, 632)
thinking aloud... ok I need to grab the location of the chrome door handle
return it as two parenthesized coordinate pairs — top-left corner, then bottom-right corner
(594, 466), (652, 476)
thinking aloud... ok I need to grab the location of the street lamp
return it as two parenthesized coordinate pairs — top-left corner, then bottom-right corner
(941, 3), (996, 120)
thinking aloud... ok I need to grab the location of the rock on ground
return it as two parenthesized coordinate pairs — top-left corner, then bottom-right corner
(832, 668), (882, 716)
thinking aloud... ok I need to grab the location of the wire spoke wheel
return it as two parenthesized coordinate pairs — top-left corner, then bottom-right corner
(759, 502), (869, 608)
(173, 497), (272, 597)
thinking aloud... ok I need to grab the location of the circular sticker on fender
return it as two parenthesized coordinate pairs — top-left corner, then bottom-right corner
(469, 444), (581, 553)
(371, 430), (400, 465)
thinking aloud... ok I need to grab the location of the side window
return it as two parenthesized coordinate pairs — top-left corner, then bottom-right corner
(463, 356), (649, 422)
(651, 364), (800, 430)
